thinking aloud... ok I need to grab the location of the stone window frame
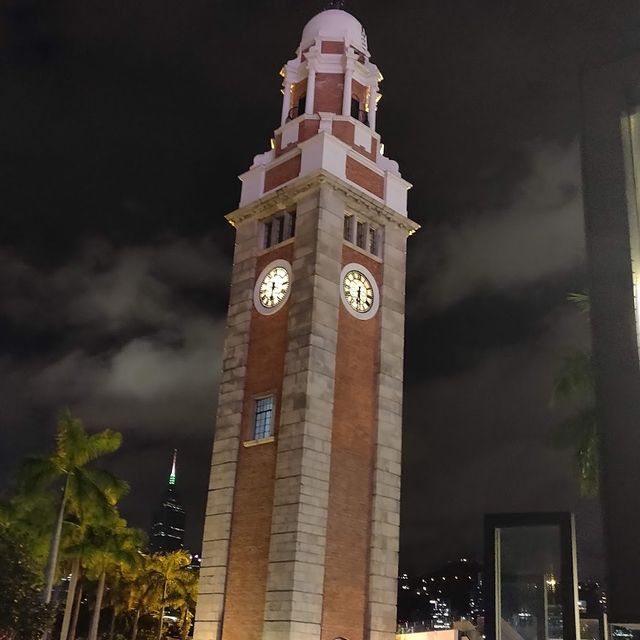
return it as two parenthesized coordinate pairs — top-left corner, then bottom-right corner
(261, 210), (296, 250)
(343, 212), (383, 258)
(246, 393), (276, 444)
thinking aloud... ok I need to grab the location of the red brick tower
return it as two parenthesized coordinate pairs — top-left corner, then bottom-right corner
(194, 9), (418, 640)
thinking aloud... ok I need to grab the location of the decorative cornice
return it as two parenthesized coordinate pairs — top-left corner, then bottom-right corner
(227, 169), (420, 235)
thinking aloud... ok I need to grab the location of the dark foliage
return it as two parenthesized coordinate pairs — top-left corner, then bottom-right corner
(0, 528), (55, 640)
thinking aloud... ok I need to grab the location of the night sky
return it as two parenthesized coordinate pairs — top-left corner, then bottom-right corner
(3, 0), (639, 581)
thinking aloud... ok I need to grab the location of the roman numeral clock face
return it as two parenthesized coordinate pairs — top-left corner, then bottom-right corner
(259, 266), (289, 307)
(343, 270), (373, 312)
(340, 263), (380, 320)
(254, 260), (292, 315)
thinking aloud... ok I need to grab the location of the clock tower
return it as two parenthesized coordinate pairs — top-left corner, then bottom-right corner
(194, 9), (418, 640)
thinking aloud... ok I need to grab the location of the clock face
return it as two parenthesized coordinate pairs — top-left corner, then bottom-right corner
(343, 269), (374, 313)
(258, 265), (290, 309)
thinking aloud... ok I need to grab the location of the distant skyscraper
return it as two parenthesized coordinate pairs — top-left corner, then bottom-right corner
(149, 450), (186, 553)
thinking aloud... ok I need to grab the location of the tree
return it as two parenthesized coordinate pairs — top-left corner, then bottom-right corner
(149, 550), (192, 640)
(68, 521), (143, 640)
(18, 410), (127, 605)
(165, 567), (199, 640)
(58, 480), (130, 640)
(0, 527), (54, 640)
(123, 555), (164, 640)
(551, 292), (600, 496)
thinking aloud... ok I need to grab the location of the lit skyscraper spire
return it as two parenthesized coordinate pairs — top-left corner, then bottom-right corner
(149, 448), (186, 553)
(169, 449), (177, 486)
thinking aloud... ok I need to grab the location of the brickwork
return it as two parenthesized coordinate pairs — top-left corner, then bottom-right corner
(321, 41), (345, 54)
(345, 156), (385, 198)
(332, 120), (378, 162)
(277, 120), (320, 157)
(314, 73), (344, 114)
(299, 119), (321, 146)
(265, 155), (301, 192)
(352, 79), (368, 106)
(321, 245), (382, 640)
(332, 120), (355, 148)
(221, 243), (294, 640)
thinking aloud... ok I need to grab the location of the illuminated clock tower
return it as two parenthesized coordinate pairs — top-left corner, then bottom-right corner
(195, 8), (419, 640)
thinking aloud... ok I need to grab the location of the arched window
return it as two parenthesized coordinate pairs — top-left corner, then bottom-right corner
(350, 97), (368, 125)
(289, 94), (306, 120)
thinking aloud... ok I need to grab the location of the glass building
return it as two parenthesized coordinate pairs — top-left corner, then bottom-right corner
(582, 50), (640, 623)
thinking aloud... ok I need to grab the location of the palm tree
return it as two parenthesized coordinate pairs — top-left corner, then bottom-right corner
(58, 477), (130, 640)
(551, 292), (600, 496)
(124, 556), (163, 640)
(70, 522), (143, 640)
(165, 567), (199, 640)
(18, 410), (127, 605)
(149, 550), (192, 640)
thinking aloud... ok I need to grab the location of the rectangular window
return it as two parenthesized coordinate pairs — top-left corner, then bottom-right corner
(356, 220), (366, 249)
(264, 220), (273, 249)
(262, 211), (296, 249)
(275, 216), (285, 244)
(369, 226), (379, 255)
(288, 211), (296, 238)
(344, 214), (353, 242)
(253, 396), (274, 440)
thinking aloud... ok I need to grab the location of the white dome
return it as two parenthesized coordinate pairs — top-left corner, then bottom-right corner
(300, 9), (368, 52)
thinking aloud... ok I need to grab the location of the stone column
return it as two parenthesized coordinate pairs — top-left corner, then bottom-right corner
(262, 185), (345, 640)
(366, 222), (408, 640)
(193, 219), (260, 640)
(368, 83), (378, 131)
(342, 68), (354, 116)
(305, 62), (317, 115)
(281, 68), (292, 126)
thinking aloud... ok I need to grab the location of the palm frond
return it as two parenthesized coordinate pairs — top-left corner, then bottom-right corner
(17, 457), (61, 493)
(82, 466), (130, 505)
(56, 410), (87, 466)
(84, 429), (123, 462)
(567, 291), (590, 313)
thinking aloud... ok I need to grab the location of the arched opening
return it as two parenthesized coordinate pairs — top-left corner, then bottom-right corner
(289, 93), (306, 120)
(350, 97), (368, 125)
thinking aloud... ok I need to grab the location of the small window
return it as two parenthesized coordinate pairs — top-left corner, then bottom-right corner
(356, 220), (366, 249)
(263, 220), (273, 248)
(344, 214), (354, 242)
(344, 213), (383, 257)
(351, 97), (361, 120)
(275, 216), (285, 244)
(253, 396), (274, 440)
(262, 211), (296, 249)
(369, 226), (379, 255)
(288, 212), (296, 238)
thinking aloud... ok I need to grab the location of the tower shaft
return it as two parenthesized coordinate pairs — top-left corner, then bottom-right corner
(195, 9), (418, 640)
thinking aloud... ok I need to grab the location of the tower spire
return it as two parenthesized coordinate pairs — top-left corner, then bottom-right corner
(169, 449), (177, 486)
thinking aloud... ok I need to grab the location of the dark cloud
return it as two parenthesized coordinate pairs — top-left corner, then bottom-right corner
(0, 238), (228, 547)
(413, 141), (584, 312)
(2, 0), (632, 573)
